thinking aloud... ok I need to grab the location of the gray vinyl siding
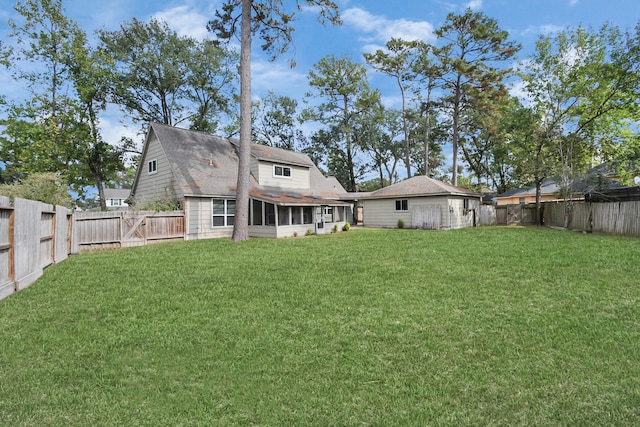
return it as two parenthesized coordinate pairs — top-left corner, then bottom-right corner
(185, 197), (233, 240)
(134, 134), (179, 203)
(362, 196), (480, 230)
(256, 161), (310, 190)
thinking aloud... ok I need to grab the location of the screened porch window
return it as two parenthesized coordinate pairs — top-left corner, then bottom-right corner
(252, 199), (263, 225)
(278, 206), (290, 225)
(292, 207), (302, 225)
(303, 207), (313, 224)
(265, 203), (276, 226)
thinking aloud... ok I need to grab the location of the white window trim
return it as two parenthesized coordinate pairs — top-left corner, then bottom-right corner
(273, 164), (292, 179)
(212, 199), (235, 227)
(148, 159), (158, 175)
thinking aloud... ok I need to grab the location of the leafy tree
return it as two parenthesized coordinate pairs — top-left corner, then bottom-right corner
(208, 0), (340, 242)
(435, 8), (520, 186)
(98, 18), (196, 129)
(68, 30), (125, 210)
(413, 42), (443, 177)
(0, 172), (72, 206)
(186, 41), (239, 134)
(2, 0), (82, 180)
(520, 24), (640, 226)
(365, 39), (424, 178)
(303, 54), (381, 191)
(359, 108), (405, 188)
(252, 91), (304, 150)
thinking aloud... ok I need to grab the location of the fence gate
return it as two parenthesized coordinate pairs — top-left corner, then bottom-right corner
(412, 206), (441, 230)
(507, 205), (522, 225)
(122, 213), (146, 246)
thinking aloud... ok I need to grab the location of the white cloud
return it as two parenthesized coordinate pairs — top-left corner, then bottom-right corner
(522, 24), (565, 37)
(342, 7), (435, 44)
(465, 0), (483, 10)
(569, 0), (579, 5)
(251, 60), (308, 97)
(153, 6), (211, 40)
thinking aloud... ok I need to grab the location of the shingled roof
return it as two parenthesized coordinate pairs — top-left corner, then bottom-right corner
(364, 175), (480, 199)
(135, 123), (347, 201)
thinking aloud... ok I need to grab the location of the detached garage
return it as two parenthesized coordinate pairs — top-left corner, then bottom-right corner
(360, 176), (481, 230)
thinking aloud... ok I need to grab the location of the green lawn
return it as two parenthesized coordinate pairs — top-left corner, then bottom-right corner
(1, 227), (639, 426)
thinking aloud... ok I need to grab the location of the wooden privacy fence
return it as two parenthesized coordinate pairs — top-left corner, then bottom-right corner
(494, 204), (538, 226)
(544, 201), (640, 237)
(73, 210), (185, 252)
(1, 199), (185, 301)
(1, 196), (72, 301)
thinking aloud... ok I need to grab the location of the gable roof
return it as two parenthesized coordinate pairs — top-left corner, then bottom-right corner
(363, 175), (480, 199)
(131, 123), (347, 201)
(103, 188), (131, 200)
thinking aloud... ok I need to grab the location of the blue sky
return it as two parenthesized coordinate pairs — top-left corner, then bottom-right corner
(1, 0), (639, 163)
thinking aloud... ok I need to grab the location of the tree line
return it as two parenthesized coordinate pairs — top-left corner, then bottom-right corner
(1, 0), (639, 227)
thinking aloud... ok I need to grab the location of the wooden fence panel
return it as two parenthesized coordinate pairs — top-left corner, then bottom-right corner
(146, 212), (185, 242)
(54, 206), (71, 263)
(73, 210), (185, 251)
(0, 196), (14, 300)
(477, 205), (497, 226)
(74, 212), (123, 252)
(14, 198), (52, 291)
(592, 201), (640, 237)
(496, 206), (507, 225)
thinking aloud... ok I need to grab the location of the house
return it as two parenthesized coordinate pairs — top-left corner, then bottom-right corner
(359, 176), (481, 230)
(128, 123), (352, 239)
(496, 166), (625, 205)
(103, 188), (130, 210)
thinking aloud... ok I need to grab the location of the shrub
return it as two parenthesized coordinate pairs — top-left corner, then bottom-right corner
(397, 219), (405, 229)
(342, 222), (351, 232)
(331, 224), (338, 233)
(306, 228), (314, 236)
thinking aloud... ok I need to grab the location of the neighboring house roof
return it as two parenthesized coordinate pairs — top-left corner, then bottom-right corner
(103, 188), (131, 200)
(130, 123), (348, 202)
(362, 175), (480, 199)
(496, 170), (626, 200)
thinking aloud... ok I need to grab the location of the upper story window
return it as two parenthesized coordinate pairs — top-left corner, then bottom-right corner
(395, 199), (408, 211)
(273, 164), (291, 178)
(148, 159), (157, 174)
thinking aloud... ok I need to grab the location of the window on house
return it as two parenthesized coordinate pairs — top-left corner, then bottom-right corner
(148, 159), (157, 174)
(265, 203), (276, 226)
(303, 207), (313, 224)
(278, 206), (290, 225)
(292, 207), (302, 225)
(518, 197), (525, 205)
(111, 199), (121, 206)
(274, 165), (292, 178)
(463, 198), (470, 210)
(395, 199), (408, 211)
(252, 199), (263, 226)
(212, 199), (235, 227)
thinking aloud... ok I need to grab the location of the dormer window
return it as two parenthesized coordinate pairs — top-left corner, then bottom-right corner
(274, 164), (291, 178)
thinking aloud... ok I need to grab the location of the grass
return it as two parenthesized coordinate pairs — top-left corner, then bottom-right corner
(1, 226), (639, 426)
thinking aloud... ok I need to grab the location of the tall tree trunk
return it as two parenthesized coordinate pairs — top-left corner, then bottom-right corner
(451, 76), (461, 186)
(232, 0), (252, 242)
(399, 77), (411, 178)
(424, 90), (431, 176)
